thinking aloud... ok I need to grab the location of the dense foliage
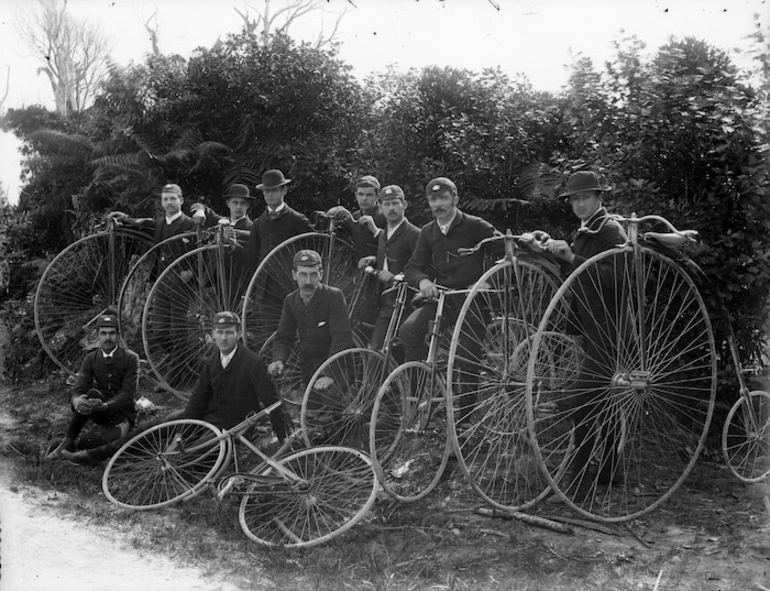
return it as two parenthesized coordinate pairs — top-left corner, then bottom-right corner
(1, 23), (768, 387)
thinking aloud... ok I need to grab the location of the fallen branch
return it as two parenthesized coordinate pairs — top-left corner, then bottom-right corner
(624, 523), (653, 548)
(541, 514), (620, 537)
(475, 507), (574, 535)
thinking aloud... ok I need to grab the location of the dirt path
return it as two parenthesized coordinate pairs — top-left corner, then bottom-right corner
(0, 463), (250, 591)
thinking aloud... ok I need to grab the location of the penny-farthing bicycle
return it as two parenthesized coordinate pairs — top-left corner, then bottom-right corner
(34, 214), (154, 375)
(142, 220), (253, 398)
(525, 214), (716, 522)
(444, 231), (565, 511)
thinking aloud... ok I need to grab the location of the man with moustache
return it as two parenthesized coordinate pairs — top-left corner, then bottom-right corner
(401, 177), (497, 428)
(358, 184), (420, 352)
(52, 314), (140, 464)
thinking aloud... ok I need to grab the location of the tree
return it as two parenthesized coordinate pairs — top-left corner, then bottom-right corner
(16, 0), (112, 117)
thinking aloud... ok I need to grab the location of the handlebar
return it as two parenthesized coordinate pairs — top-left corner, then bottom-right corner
(455, 229), (552, 256)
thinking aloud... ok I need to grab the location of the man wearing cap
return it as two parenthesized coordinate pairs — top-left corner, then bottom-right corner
(327, 175), (387, 259)
(52, 314), (140, 463)
(173, 311), (288, 438)
(402, 177), (497, 426)
(268, 250), (353, 389)
(545, 170), (627, 491)
(241, 169), (313, 268)
(358, 184), (420, 352)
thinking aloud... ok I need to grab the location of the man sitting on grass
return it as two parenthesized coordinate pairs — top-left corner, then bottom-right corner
(49, 314), (140, 464)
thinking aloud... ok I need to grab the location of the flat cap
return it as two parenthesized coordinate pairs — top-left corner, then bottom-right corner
(356, 175), (381, 193)
(96, 314), (118, 329)
(425, 177), (457, 196)
(161, 183), (182, 197)
(379, 185), (405, 201)
(293, 249), (323, 268)
(212, 311), (241, 328)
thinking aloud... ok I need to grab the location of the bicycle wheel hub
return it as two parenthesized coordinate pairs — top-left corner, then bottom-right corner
(612, 371), (650, 391)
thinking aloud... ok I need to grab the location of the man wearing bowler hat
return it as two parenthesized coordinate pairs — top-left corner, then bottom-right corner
(172, 311), (288, 438)
(190, 183), (256, 234)
(544, 170), (627, 495)
(241, 169), (313, 268)
(51, 314), (140, 464)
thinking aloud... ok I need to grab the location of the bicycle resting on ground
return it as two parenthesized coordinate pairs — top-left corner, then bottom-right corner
(102, 401), (378, 548)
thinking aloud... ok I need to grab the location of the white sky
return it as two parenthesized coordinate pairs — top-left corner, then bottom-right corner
(0, 0), (767, 204)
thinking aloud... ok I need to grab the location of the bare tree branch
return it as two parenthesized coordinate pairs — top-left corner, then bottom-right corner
(0, 65), (10, 111)
(142, 9), (161, 55)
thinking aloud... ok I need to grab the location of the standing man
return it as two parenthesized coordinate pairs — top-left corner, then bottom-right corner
(401, 177), (497, 427)
(53, 314), (140, 464)
(359, 184), (420, 352)
(545, 170), (627, 490)
(174, 311), (288, 438)
(327, 175), (386, 259)
(241, 169), (313, 268)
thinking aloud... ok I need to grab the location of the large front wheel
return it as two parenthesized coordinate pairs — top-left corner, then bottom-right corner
(238, 446), (378, 548)
(526, 246), (716, 522)
(722, 391), (770, 483)
(370, 361), (450, 503)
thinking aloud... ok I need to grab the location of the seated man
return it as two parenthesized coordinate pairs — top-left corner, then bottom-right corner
(175, 311), (288, 440)
(53, 314), (140, 464)
(268, 250), (354, 409)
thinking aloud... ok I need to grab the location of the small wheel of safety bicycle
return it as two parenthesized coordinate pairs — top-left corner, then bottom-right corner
(34, 228), (153, 375)
(526, 246), (716, 522)
(238, 445), (378, 548)
(370, 361), (451, 503)
(722, 390), (770, 483)
(300, 348), (393, 450)
(446, 259), (561, 510)
(102, 419), (230, 510)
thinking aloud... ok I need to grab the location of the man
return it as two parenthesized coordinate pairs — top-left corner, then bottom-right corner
(175, 311), (288, 438)
(359, 184), (420, 352)
(268, 250), (354, 389)
(240, 169), (314, 268)
(545, 170), (627, 491)
(190, 183), (256, 234)
(401, 177), (497, 426)
(54, 314), (140, 464)
(327, 175), (386, 259)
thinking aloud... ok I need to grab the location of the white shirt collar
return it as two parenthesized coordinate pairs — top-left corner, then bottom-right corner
(231, 215), (247, 225)
(165, 211), (183, 225)
(386, 218), (406, 240)
(268, 203), (286, 214)
(101, 348), (117, 359)
(220, 346), (237, 369)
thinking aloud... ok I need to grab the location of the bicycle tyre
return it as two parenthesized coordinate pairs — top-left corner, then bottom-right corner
(370, 361), (451, 503)
(142, 242), (251, 398)
(238, 445), (378, 548)
(525, 245), (717, 522)
(240, 232), (359, 353)
(722, 390), (770, 483)
(445, 259), (560, 510)
(34, 229), (153, 374)
(300, 348), (392, 450)
(102, 419), (229, 510)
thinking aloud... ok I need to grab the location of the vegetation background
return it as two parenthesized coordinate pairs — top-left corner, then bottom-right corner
(0, 0), (768, 417)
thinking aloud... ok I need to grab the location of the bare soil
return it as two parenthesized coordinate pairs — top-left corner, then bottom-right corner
(1, 377), (769, 591)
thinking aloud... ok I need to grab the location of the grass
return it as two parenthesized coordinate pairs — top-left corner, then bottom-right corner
(2, 371), (769, 591)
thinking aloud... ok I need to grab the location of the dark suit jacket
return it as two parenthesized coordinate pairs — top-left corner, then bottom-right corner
(341, 206), (387, 258)
(183, 345), (286, 435)
(375, 219), (420, 276)
(405, 210), (496, 289)
(72, 346), (140, 423)
(151, 214), (197, 279)
(243, 205), (313, 268)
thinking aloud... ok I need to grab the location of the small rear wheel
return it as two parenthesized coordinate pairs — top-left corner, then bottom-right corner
(238, 446), (378, 548)
(102, 419), (228, 510)
(722, 391), (770, 483)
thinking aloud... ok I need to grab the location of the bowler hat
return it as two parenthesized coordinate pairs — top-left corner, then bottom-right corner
(256, 169), (292, 190)
(212, 311), (241, 328)
(224, 184), (256, 201)
(293, 249), (323, 269)
(559, 171), (611, 199)
(161, 183), (182, 197)
(379, 185), (406, 202)
(356, 175), (381, 193)
(426, 177), (457, 197)
(96, 314), (119, 329)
